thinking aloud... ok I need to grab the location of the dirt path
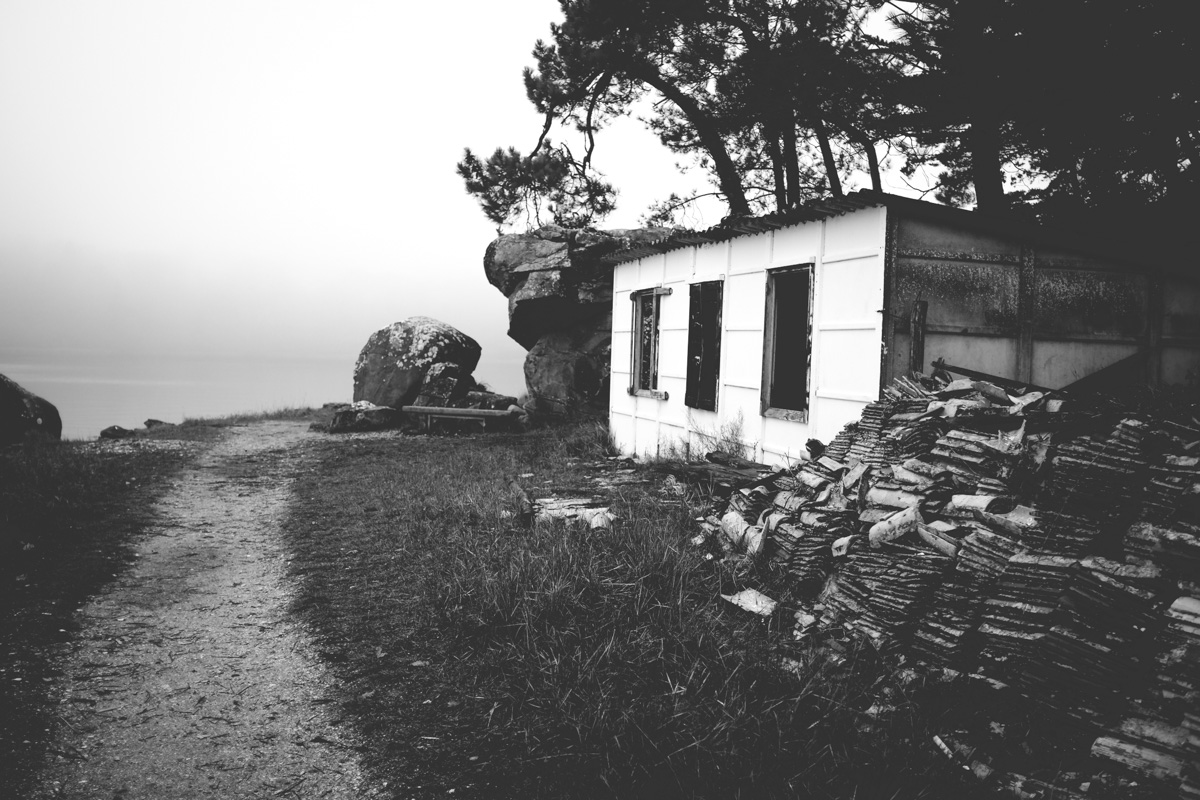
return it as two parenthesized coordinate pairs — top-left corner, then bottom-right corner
(31, 422), (381, 799)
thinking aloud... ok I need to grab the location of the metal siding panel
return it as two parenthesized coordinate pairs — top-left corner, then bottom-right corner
(924, 333), (1020, 381)
(895, 258), (1021, 332)
(1162, 347), (1200, 385)
(658, 329), (688, 380)
(656, 422), (688, 457)
(729, 231), (771, 274)
(638, 254), (665, 286)
(656, 377), (688, 425)
(658, 285), (689, 331)
(694, 242), (727, 277)
(897, 216), (1022, 260)
(613, 262), (640, 292)
(1164, 277), (1200, 341)
(721, 330), (765, 387)
(723, 272), (766, 330)
(823, 206), (884, 255)
(1031, 341), (1140, 388)
(719, 386), (762, 440)
(634, 416), (660, 459)
(609, 371), (635, 415)
(816, 329), (885, 399)
(817, 254), (884, 323)
(610, 410), (636, 455)
(772, 223), (821, 267)
(663, 248), (693, 283)
(1032, 269), (1147, 339)
(761, 416), (813, 466)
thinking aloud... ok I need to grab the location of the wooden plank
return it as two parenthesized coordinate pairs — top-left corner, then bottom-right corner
(401, 406), (519, 418)
(910, 299), (928, 374)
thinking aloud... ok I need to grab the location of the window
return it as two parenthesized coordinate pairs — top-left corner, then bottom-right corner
(630, 287), (670, 399)
(761, 265), (814, 420)
(685, 280), (723, 411)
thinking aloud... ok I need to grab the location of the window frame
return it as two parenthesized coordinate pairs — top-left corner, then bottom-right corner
(760, 264), (815, 422)
(684, 279), (723, 412)
(629, 286), (671, 400)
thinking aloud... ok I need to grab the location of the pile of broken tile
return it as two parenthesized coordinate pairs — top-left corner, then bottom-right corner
(699, 372), (1200, 797)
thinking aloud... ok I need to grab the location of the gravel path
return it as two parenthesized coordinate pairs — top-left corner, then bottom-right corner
(31, 422), (380, 799)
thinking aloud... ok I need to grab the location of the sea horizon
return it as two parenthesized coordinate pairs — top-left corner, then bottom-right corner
(1, 346), (525, 441)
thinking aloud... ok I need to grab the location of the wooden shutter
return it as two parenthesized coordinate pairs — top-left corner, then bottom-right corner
(686, 281), (722, 411)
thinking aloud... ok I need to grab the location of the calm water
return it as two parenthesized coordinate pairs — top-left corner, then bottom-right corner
(1, 348), (353, 440)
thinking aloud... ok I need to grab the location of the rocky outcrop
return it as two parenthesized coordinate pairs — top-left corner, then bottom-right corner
(353, 317), (482, 410)
(0, 373), (62, 445)
(485, 225), (671, 416)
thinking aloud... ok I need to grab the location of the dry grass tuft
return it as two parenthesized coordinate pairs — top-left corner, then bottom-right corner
(280, 423), (986, 799)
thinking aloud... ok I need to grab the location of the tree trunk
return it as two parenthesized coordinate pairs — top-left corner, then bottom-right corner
(763, 125), (788, 211)
(813, 117), (843, 197)
(848, 128), (882, 192)
(781, 118), (802, 209)
(969, 113), (1006, 214)
(637, 67), (752, 216)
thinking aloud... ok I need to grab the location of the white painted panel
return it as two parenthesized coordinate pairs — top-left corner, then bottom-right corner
(657, 377), (688, 425)
(610, 385), (636, 421)
(664, 249), (693, 283)
(723, 271), (767, 330)
(658, 422), (688, 457)
(720, 385), (762, 440)
(634, 416), (660, 459)
(610, 409), (636, 454)
(815, 329), (883, 398)
(729, 232), (771, 274)
(817, 255), (884, 323)
(694, 242), (728, 279)
(637, 254), (666, 286)
(658, 329), (689, 382)
(613, 291), (635, 334)
(761, 416), (813, 465)
(823, 206), (884, 256)
(613, 262), (640, 292)
(811, 396), (869, 447)
(722, 330), (764, 388)
(772, 222), (821, 266)
(611, 331), (633, 370)
(659, 289), (689, 331)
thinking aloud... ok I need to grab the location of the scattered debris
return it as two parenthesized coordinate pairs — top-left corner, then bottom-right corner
(721, 588), (778, 616)
(690, 370), (1200, 797)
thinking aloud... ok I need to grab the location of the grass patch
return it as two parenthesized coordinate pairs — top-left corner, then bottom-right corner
(0, 432), (204, 796)
(281, 424), (989, 798)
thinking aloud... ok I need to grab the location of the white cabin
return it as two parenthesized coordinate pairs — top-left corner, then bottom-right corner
(605, 192), (1200, 466)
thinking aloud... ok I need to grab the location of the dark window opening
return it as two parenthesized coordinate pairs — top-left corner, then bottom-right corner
(685, 281), (723, 411)
(762, 265), (813, 418)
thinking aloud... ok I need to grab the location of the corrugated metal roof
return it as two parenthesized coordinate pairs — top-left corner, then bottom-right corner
(601, 189), (1187, 274)
(601, 191), (885, 264)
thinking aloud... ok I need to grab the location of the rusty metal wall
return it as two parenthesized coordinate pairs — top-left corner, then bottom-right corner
(885, 215), (1200, 390)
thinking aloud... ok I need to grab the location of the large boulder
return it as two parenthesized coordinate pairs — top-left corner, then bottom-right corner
(0, 373), (62, 445)
(524, 328), (612, 417)
(485, 225), (671, 416)
(353, 317), (482, 409)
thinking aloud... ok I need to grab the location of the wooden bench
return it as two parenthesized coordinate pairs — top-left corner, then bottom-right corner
(400, 405), (522, 432)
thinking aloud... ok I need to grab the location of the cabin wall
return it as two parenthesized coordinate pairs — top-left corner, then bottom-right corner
(610, 206), (887, 466)
(885, 215), (1200, 389)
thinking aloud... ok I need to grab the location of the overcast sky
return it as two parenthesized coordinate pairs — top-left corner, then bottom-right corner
(0, 0), (730, 395)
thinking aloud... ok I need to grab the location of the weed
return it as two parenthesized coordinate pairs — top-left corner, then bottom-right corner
(280, 424), (985, 798)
